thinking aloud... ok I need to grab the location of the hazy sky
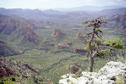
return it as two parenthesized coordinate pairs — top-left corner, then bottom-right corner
(0, 0), (126, 9)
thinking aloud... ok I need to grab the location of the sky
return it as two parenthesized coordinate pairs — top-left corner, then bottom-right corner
(0, 0), (126, 9)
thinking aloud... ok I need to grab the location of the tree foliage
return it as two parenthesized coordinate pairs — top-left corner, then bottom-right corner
(83, 17), (106, 72)
(104, 38), (123, 49)
(84, 17), (124, 72)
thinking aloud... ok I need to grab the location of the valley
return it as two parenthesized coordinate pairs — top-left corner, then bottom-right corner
(0, 7), (126, 84)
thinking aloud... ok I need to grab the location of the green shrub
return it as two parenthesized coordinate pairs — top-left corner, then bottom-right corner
(96, 49), (112, 58)
(0, 76), (16, 84)
(3, 80), (16, 84)
(104, 38), (123, 49)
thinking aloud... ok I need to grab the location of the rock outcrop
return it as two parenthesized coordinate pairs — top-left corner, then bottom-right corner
(0, 57), (42, 84)
(0, 57), (16, 78)
(59, 61), (126, 84)
(52, 29), (65, 38)
(74, 48), (86, 54)
(0, 57), (39, 78)
(0, 66), (16, 78)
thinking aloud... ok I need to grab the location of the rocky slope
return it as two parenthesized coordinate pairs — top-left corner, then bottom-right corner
(106, 12), (126, 29)
(1, 8), (126, 29)
(0, 14), (39, 43)
(0, 40), (19, 56)
(0, 57), (41, 84)
(59, 61), (126, 84)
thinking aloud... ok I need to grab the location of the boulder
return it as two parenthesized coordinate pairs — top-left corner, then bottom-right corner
(59, 61), (126, 84)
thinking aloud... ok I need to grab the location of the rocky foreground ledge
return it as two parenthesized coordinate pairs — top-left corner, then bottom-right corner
(59, 61), (126, 84)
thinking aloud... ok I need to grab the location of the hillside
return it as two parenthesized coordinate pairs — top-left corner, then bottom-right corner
(0, 14), (39, 44)
(0, 8), (126, 29)
(0, 57), (42, 84)
(0, 7), (126, 84)
(106, 12), (126, 29)
(0, 40), (19, 56)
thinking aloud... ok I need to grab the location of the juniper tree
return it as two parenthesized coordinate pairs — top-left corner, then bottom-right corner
(84, 17), (106, 72)
(84, 17), (124, 72)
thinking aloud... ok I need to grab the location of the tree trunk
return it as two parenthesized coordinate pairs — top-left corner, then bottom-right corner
(124, 74), (126, 84)
(89, 55), (94, 72)
(88, 28), (95, 72)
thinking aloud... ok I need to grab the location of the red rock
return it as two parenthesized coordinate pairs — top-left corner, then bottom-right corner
(52, 29), (65, 38)
(0, 66), (15, 78)
(69, 65), (79, 74)
(74, 49), (85, 53)
(77, 32), (83, 38)
(0, 15), (39, 43)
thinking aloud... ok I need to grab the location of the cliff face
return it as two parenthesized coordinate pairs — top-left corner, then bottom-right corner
(106, 12), (126, 29)
(59, 61), (126, 84)
(0, 14), (39, 43)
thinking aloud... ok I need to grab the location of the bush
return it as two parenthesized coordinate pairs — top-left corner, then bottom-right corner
(104, 38), (123, 49)
(96, 49), (112, 58)
(0, 77), (16, 84)
(3, 80), (16, 84)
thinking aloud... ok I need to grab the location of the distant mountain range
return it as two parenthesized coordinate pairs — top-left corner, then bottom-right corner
(0, 7), (126, 21)
(0, 7), (126, 47)
(55, 5), (126, 12)
(0, 7), (126, 26)
(0, 7), (126, 29)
